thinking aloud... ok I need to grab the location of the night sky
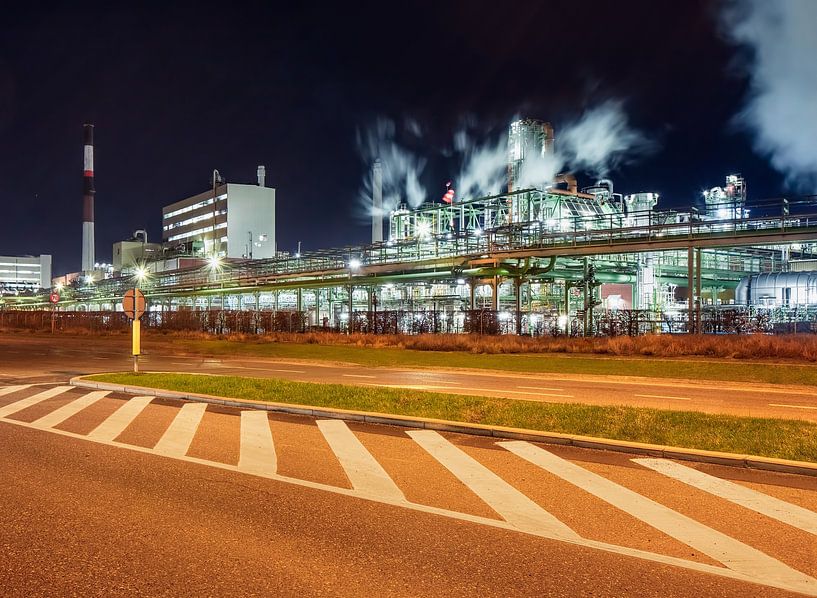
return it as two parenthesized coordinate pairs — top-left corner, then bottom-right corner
(0, 1), (804, 275)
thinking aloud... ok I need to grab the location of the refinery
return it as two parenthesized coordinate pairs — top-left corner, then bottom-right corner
(3, 118), (817, 336)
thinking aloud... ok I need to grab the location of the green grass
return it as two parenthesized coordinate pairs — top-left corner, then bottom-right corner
(90, 372), (817, 463)
(167, 339), (817, 387)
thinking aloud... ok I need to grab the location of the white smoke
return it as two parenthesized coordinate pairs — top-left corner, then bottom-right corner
(559, 101), (654, 178)
(357, 102), (652, 218)
(455, 131), (508, 199)
(722, 0), (817, 190)
(454, 102), (650, 198)
(356, 118), (427, 216)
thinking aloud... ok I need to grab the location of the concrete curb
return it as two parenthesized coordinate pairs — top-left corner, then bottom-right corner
(70, 376), (817, 478)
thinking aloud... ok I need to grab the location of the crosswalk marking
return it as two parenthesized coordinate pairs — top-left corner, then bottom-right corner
(0, 384), (31, 397)
(634, 458), (817, 535)
(316, 420), (405, 501)
(87, 396), (153, 442)
(238, 411), (277, 475)
(30, 391), (110, 429)
(408, 430), (578, 539)
(153, 402), (208, 457)
(0, 386), (72, 418)
(500, 441), (816, 590)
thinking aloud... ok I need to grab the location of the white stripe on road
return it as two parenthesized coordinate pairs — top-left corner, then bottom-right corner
(500, 441), (815, 589)
(768, 403), (817, 411)
(342, 374), (377, 379)
(238, 411), (277, 476)
(87, 396), (153, 441)
(153, 402), (208, 458)
(634, 458), (817, 535)
(634, 394), (691, 401)
(408, 430), (578, 540)
(0, 384), (31, 397)
(0, 386), (72, 418)
(30, 391), (109, 428)
(317, 419), (405, 501)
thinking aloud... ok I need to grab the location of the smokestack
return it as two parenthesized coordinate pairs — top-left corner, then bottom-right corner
(81, 124), (95, 273)
(371, 159), (383, 243)
(257, 165), (266, 187)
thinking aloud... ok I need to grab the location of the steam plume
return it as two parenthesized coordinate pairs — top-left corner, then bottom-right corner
(722, 0), (817, 189)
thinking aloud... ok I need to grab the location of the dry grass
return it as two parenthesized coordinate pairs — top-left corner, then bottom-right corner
(165, 331), (817, 362)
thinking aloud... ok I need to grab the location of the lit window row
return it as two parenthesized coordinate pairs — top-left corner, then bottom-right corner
(163, 209), (227, 231)
(168, 222), (227, 242)
(163, 194), (227, 220)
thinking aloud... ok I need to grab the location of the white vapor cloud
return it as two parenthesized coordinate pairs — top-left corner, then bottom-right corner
(356, 118), (427, 216)
(722, 0), (817, 190)
(559, 101), (654, 178)
(357, 102), (653, 220)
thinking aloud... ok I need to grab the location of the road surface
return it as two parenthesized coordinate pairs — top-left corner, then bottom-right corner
(1, 333), (816, 421)
(1, 381), (816, 596)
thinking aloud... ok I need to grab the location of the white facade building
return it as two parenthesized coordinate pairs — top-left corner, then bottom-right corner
(162, 172), (275, 259)
(0, 255), (52, 291)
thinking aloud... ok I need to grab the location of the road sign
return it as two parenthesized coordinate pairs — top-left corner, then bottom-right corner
(49, 293), (60, 304)
(123, 288), (146, 320)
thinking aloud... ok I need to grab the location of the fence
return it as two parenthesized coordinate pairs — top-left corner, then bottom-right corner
(1, 307), (814, 336)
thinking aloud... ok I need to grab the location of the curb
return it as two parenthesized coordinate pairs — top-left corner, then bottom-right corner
(70, 376), (817, 478)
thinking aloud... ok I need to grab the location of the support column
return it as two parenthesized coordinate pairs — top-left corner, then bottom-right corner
(491, 276), (498, 311)
(687, 246), (694, 333)
(469, 282), (475, 310)
(695, 248), (702, 333)
(515, 277), (523, 336)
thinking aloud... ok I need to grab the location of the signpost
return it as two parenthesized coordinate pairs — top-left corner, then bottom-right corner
(49, 292), (59, 333)
(123, 288), (146, 373)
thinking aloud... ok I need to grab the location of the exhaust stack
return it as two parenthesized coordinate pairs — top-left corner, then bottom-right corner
(372, 159), (383, 243)
(81, 123), (95, 273)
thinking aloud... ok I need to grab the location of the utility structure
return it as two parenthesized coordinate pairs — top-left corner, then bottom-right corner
(81, 124), (95, 273)
(372, 159), (383, 243)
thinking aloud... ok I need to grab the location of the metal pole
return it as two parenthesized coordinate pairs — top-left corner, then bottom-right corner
(687, 246), (694, 333)
(695, 248), (702, 333)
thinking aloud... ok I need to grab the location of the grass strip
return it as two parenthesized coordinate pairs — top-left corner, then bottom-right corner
(90, 372), (817, 463)
(169, 339), (817, 387)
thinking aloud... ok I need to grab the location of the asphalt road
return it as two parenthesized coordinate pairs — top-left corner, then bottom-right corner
(2, 333), (817, 421)
(1, 379), (817, 595)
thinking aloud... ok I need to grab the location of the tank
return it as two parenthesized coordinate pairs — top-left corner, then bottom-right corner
(735, 271), (817, 306)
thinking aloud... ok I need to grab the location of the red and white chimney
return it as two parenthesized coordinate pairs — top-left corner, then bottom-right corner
(81, 124), (95, 273)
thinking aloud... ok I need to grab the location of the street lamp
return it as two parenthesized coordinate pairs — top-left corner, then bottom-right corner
(211, 169), (223, 258)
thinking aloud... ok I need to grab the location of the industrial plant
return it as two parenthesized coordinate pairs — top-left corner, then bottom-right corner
(4, 119), (817, 336)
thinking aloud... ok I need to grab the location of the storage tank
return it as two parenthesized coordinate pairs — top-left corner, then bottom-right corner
(735, 272), (817, 306)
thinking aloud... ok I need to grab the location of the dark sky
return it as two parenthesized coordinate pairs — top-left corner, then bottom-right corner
(0, 0), (790, 275)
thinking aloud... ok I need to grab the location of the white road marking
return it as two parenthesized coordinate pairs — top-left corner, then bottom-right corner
(153, 402), (208, 458)
(0, 384), (30, 397)
(87, 396), (153, 441)
(768, 403), (817, 411)
(0, 416), (814, 596)
(516, 385), (565, 392)
(500, 441), (815, 591)
(30, 391), (109, 429)
(360, 383), (573, 399)
(408, 430), (578, 540)
(238, 410), (277, 475)
(0, 386), (71, 418)
(316, 419), (405, 501)
(634, 394), (691, 401)
(227, 366), (307, 373)
(342, 374), (377, 379)
(634, 458), (817, 535)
